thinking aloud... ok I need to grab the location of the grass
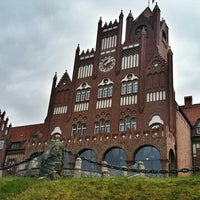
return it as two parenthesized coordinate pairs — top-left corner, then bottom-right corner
(0, 176), (200, 200)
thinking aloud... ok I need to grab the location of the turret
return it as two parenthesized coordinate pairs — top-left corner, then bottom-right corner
(45, 72), (57, 124)
(72, 44), (80, 82)
(167, 47), (176, 133)
(115, 10), (124, 74)
(153, 3), (161, 46)
(125, 10), (134, 43)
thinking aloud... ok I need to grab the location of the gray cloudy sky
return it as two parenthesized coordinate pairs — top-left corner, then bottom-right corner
(0, 0), (200, 126)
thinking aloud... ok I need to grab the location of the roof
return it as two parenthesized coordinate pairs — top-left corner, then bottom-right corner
(9, 123), (45, 143)
(180, 104), (200, 126)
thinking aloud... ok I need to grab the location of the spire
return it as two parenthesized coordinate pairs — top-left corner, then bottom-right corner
(125, 10), (133, 44)
(76, 44), (80, 54)
(98, 17), (102, 26)
(127, 10), (133, 19)
(153, 2), (160, 11)
(119, 10), (123, 18)
(53, 72), (57, 80)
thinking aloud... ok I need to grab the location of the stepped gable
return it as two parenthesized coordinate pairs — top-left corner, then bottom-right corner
(80, 48), (95, 57)
(56, 70), (72, 91)
(0, 110), (12, 137)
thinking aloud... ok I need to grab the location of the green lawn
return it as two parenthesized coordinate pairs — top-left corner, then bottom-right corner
(0, 176), (200, 200)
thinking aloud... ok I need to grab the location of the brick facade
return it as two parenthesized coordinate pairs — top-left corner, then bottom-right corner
(0, 4), (198, 177)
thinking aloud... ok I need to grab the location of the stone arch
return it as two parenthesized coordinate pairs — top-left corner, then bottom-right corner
(169, 149), (176, 176)
(78, 148), (97, 171)
(63, 150), (74, 169)
(103, 146), (127, 175)
(134, 145), (162, 177)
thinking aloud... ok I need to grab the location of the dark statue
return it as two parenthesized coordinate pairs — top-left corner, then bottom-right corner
(39, 127), (64, 179)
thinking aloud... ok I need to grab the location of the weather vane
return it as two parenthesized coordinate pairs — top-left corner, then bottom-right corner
(148, 0), (155, 7)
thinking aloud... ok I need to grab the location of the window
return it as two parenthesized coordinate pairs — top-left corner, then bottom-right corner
(71, 122), (87, 135)
(105, 121), (111, 133)
(131, 118), (137, 129)
(94, 119), (110, 134)
(98, 84), (113, 98)
(77, 122), (82, 134)
(76, 83), (91, 102)
(133, 80), (138, 93)
(94, 122), (99, 134)
(196, 120), (200, 134)
(76, 91), (80, 102)
(100, 119), (105, 132)
(98, 78), (114, 99)
(127, 81), (132, 94)
(79, 149), (97, 171)
(119, 119), (125, 132)
(103, 87), (108, 98)
(104, 147), (127, 175)
(85, 89), (90, 100)
(119, 116), (137, 132)
(108, 85), (113, 97)
(72, 124), (76, 134)
(11, 142), (21, 149)
(125, 116), (131, 129)
(82, 124), (87, 135)
(80, 90), (85, 101)
(121, 82), (126, 95)
(76, 89), (90, 102)
(121, 74), (138, 95)
(98, 86), (103, 98)
(135, 146), (161, 177)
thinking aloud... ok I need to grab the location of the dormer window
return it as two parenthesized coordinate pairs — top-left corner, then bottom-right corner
(196, 120), (200, 134)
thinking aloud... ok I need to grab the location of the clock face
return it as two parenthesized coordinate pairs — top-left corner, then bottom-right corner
(99, 56), (116, 72)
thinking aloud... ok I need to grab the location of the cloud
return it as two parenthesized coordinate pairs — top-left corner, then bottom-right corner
(0, 0), (200, 126)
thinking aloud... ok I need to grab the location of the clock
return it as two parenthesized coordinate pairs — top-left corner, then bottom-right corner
(99, 56), (116, 72)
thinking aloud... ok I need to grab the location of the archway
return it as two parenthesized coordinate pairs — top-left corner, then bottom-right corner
(169, 149), (176, 176)
(104, 147), (127, 175)
(79, 149), (97, 171)
(134, 145), (162, 177)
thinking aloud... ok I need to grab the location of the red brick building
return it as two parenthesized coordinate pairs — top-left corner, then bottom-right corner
(0, 4), (198, 177)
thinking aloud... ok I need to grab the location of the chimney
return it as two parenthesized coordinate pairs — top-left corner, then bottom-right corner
(184, 96), (193, 107)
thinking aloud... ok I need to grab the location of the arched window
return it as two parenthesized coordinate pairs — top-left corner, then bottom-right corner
(71, 122), (87, 135)
(119, 116), (137, 132)
(94, 119), (110, 134)
(79, 149), (97, 171)
(98, 78), (113, 99)
(104, 147), (127, 175)
(121, 74), (138, 95)
(98, 84), (113, 98)
(76, 83), (91, 102)
(135, 146), (161, 177)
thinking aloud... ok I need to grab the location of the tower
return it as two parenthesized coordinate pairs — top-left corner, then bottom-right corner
(44, 4), (186, 176)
